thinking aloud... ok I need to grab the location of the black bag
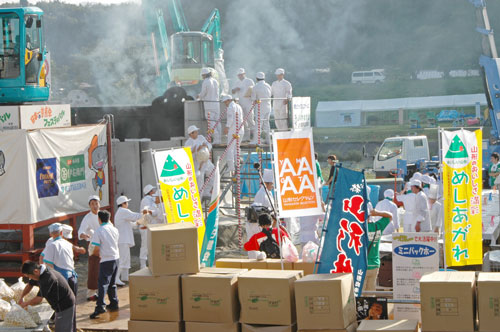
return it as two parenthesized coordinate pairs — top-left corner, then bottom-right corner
(245, 205), (272, 223)
(259, 228), (280, 258)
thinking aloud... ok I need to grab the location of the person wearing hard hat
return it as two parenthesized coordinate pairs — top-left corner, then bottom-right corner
(222, 94), (244, 173)
(374, 189), (400, 235)
(77, 195), (101, 301)
(271, 68), (292, 130)
(232, 68), (255, 142)
(198, 67), (221, 144)
(138, 185), (159, 269)
(185, 125), (213, 188)
(250, 72), (272, 145)
(114, 196), (149, 285)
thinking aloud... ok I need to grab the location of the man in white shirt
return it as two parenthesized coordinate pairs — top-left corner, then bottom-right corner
(251, 72), (272, 145)
(374, 189), (400, 235)
(185, 125), (213, 188)
(89, 210), (120, 319)
(198, 67), (221, 144)
(428, 187), (443, 236)
(222, 95), (244, 173)
(271, 68), (292, 130)
(232, 68), (255, 141)
(403, 179), (431, 232)
(77, 195), (101, 301)
(138, 184), (159, 269)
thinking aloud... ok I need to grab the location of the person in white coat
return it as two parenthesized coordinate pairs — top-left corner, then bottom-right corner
(185, 125), (213, 187)
(198, 67), (221, 144)
(232, 68), (255, 141)
(138, 185), (159, 269)
(114, 196), (148, 285)
(271, 68), (292, 130)
(374, 189), (400, 235)
(396, 183), (417, 232)
(428, 186), (443, 236)
(222, 95), (244, 173)
(410, 180), (432, 232)
(250, 72), (272, 145)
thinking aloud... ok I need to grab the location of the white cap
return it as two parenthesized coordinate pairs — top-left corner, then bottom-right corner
(88, 195), (100, 204)
(411, 172), (422, 182)
(201, 67), (210, 75)
(48, 223), (62, 233)
(275, 68), (285, 75)
(421, 175), (433, 184)
(61, 224), (73, 239)
(256, 72), (265, 80)
(237, 68), (245, 75)
(263, 169), (274, 183)
(410, 179), (422, 188)
(143, 184), (155, 196)
(384, 189), (394, 199)
(116, 195), (131, 206)
(428, 184), (439, 199)
(187, 125), (200, 135)
(221, 95), (232, 102)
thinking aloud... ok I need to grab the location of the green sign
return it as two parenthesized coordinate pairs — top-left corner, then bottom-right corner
(60, 154), (85, 184)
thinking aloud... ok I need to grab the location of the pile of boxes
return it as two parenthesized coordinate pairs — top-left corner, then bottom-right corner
(419, 271), (500, 332)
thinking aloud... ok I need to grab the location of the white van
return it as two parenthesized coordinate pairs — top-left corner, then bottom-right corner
(351, 70), (385, 84)
(373, 136), (429, 178)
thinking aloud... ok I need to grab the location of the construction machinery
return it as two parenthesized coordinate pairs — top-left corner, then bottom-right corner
(0, 7), (49, 103)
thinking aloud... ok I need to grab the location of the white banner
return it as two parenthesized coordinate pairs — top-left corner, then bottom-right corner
(0, 106), (20, 130)
(291, 97), (311, 129)
(20, 104), (71, 130)
(0, 124), (109, 224)
(392, 233), (439, 321)
(272, 128), (323, 218)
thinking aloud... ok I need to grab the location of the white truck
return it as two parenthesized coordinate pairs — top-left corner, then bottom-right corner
(373, 135), (430, 178)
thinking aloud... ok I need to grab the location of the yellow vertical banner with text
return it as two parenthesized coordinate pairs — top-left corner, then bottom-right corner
(152, 147), (205, 251)
(442, 129), (482, 266)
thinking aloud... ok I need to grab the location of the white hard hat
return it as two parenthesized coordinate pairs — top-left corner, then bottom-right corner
(263, 169), (274, 183)
(256, 72), (265, 80)
(421, 175), (432, 184)
(410, 179), (422, 188)
(221, 95), (232, 102)
(48, 223), (62, 233)
(116, 195), (131, 206)
(88, 195), (100, 204)
(143, 184), (155, 196)
(201, 67), (211, 75)
(384, 189), (394, 199)
(61, 224), (73, 239)
(275, 68), (285, 75)
(237, 68), (245, 75)
(187, 125), (200, 135)
(197, 146), (210, 162)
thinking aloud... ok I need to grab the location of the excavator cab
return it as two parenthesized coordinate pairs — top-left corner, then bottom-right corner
(0, 7), (49, 104)
(170, 31), (215, 87)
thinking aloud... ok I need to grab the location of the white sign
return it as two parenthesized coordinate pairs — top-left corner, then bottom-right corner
(20, 104), (71, 130)
(392, 233), (439, 321)
(291, 97), (311, 129)
(0, 106), (20, 130)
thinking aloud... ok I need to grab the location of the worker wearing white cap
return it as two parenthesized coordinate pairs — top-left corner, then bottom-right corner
(77, 195), (101, 300)
(114, 196), (149, 285)
(185, 125), (213, 187)
(398, 180), (431, 232)
(198, 67), (221, 144)
(138, 185), (159, 269)
(421, 174), (434, 196)
(222, 95), (244, 172)
(271, 68), (292, 130)
(250, 72), (272, 145)
(396, 183), (417, 232)
(232, 68), (255, 142)
(374, 189), (400, 235)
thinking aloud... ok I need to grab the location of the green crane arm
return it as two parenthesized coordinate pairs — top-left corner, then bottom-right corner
(201, 9), (222, 56)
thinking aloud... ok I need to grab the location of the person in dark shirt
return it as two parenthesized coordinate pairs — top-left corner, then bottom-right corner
(20, 261), (75, 332)
(324, 154), (338, 187)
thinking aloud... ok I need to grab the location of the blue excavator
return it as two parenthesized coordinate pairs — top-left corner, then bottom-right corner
(0, 7), (49, 104)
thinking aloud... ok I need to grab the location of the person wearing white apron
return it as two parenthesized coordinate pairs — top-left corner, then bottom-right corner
(198, 68), (221, 144)
(185, 125), (213, 188)
(397, 184), (417, 232)
(374, 189), (399, 235)
(139, 185), (159, 270)
(271, 68), (292, 130)
(250, 72), (272, 145)
(222, 95), (244, 173)
(411, 180), (432, 232)
(232, 68), (255, 141)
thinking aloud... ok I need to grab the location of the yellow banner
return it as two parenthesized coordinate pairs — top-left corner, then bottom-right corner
(442, 129), (482, 266)
(153, 147), (205, 251)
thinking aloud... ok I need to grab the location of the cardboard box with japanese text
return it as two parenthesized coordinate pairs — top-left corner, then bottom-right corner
(477, 272), (500, 332)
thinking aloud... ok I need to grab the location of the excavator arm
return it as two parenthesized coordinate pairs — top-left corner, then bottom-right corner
(201, 9), (222, 58)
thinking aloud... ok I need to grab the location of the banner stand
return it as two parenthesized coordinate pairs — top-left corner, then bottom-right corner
(269, 130), (284, 270)
(438, 127), (448, 271)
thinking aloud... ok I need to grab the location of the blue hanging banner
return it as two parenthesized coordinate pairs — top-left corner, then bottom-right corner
(317, 167), (369, 296)
(200, 163), (220, 267)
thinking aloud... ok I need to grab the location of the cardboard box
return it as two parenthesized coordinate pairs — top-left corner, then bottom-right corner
(129, 268), (182, 321)
(241, 259), (268, 270)
(201, 267), (248, 274)
(267, 259), (293, 270)
(477, 272), (500, 332)
(216, 258), (245, 268)
(292, 260), (315, 276)
(147, 222), (200, 276)
(298, 321), (357, 332)
(242, 323), (297, 332)
(357, 319), (418, 332)
(420, 271), (476, 332)
(294, 274), (356, 330)
(128, 320), (182, 332)
(239, 269), (302, 325)
(185, 322), (239, 332)
(182, 272), (240, 323)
